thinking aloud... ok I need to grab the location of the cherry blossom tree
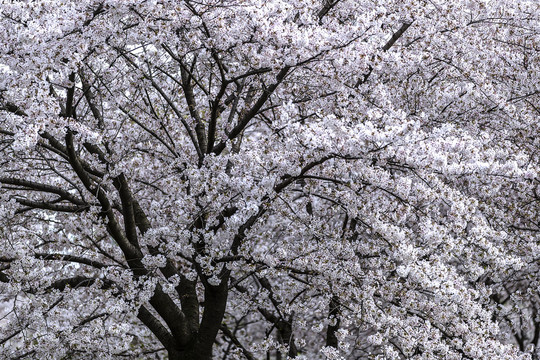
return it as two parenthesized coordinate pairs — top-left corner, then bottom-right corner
(0, 0), (539, 359)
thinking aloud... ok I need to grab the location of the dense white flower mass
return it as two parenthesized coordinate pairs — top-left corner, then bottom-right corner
(0, 0), (539, 359)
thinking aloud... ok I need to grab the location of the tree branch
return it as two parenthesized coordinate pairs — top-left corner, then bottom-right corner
(212, 66), (291, 155)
